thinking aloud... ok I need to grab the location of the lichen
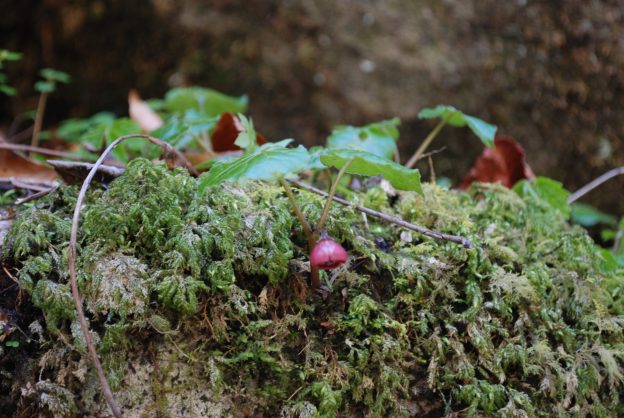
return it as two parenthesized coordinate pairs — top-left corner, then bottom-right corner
(2, 158), (623, 417)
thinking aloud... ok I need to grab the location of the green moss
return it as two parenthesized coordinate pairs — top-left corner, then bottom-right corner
(2, 159), (623, 416)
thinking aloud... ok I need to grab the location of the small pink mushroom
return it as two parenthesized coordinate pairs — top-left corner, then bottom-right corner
(310, 237), (348, 270)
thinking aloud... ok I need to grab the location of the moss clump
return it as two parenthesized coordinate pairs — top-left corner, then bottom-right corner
(2, 158), (623, 417)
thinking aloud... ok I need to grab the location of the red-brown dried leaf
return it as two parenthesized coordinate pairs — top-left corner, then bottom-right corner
(0, 149), (57, 184)
(460, 135), (535, 189)
(211, 112), (267, 152)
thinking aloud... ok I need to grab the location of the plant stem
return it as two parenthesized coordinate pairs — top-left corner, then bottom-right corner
(290, 179), (472, 248)
(280, 178), (313, 241)
(280, 178), (321, 289)
(31, 92), (48, 149)
(405, 119), (447, 168)
(317, 158), (354, 231)
(567, 166), (624, 203)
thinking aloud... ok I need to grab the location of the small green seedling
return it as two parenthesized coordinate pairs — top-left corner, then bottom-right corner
(0, 49), (22, 96)
(406, 104), (497, 168)
(31, 68), (71, 148)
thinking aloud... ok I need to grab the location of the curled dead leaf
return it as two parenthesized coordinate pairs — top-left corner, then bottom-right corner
(460, 135), (535, 189)
(211, 112), (267, 152)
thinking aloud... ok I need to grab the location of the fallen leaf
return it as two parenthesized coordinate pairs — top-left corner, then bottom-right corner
(0, 149), (57, 185)
(460, 135), (535, 189)
(128, 90), (163, 132)
(211, 112), (267, 152)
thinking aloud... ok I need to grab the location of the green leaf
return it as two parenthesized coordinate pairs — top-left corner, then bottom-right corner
(0, 84), (16, 96)
(164, 87), (247, 117)
(418, 105), (496, 147)
(34, 81), (55, 93)
(513, 176), (571, 218)
(0, 49), (23, 62)
(39, 68), (71, 83)
(570, 203), (617, 227)
(233, 114), (257, 151)
(198, 140), (312, 192)
(82, 117), (145, 162)
(58, 112), (116, 143)
(320, 148), (423, 194)
(327, 118), (400, 160)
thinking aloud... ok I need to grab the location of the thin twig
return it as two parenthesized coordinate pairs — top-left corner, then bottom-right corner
(0, 142), (86, 160)
(567, 166), (624, 203)
(317, 158), (354, 231)
(16, 186), (58, 205)
(290, 180), (472, 248)
(68, 134), (196, 418)
(405, 119), (447, 168)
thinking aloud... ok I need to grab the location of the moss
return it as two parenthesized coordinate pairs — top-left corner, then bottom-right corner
(2, 158), (623, 417)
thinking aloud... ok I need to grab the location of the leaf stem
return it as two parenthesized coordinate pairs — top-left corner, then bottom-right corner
(280, 178), (313, 241)
(280, 178), (321, 289)
(317, 158), (354, 231)
(30, 92), (48, 149)
(405, 119), (447, 168)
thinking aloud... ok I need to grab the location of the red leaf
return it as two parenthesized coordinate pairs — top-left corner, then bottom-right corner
(460, 135), (535, 189)
(211, 112), (267, 152)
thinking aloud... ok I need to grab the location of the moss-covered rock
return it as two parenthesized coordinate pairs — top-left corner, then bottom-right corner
(1, 159), (623, 417)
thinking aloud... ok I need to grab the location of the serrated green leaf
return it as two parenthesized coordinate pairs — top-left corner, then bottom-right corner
(58, 112), (116, 143)
(40, 68), (71, 83)
(513, 176), (571, 218)
(198, 140), (311, 192)
(82, 117), (144, 161)
(164, 87), (247, 117)
(320, 148), (423, 194)
(418, 105), (496, 147)
(34, 81), (55, 93)
(571, 203), (617, 227)
(234, 114), (257, 151)
(327, 118), (400, 160)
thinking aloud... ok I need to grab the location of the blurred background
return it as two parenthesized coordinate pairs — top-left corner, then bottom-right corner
(1, 0), (623, 212)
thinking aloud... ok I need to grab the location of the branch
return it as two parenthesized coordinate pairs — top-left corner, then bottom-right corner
(68, 134), (196, 418)
(567, 166), (624, 204)
(290, 180), (472, 248)
(0, 142), (86, 160)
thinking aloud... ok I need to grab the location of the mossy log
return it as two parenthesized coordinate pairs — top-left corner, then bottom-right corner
(1, 159), (623, 417)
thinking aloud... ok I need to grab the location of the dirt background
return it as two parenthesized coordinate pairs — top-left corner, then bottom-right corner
(1, 0), (623, 213)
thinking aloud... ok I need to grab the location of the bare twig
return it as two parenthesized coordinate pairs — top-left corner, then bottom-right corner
(16, 186), (58, 205)
(68, 134), (196, 418)
(290, 180), (472, 248)
(0, 178), (58, 191)
(567, 166), (624, 203)
(405, 119), (447, 168)
(0, 142), (85, 160)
